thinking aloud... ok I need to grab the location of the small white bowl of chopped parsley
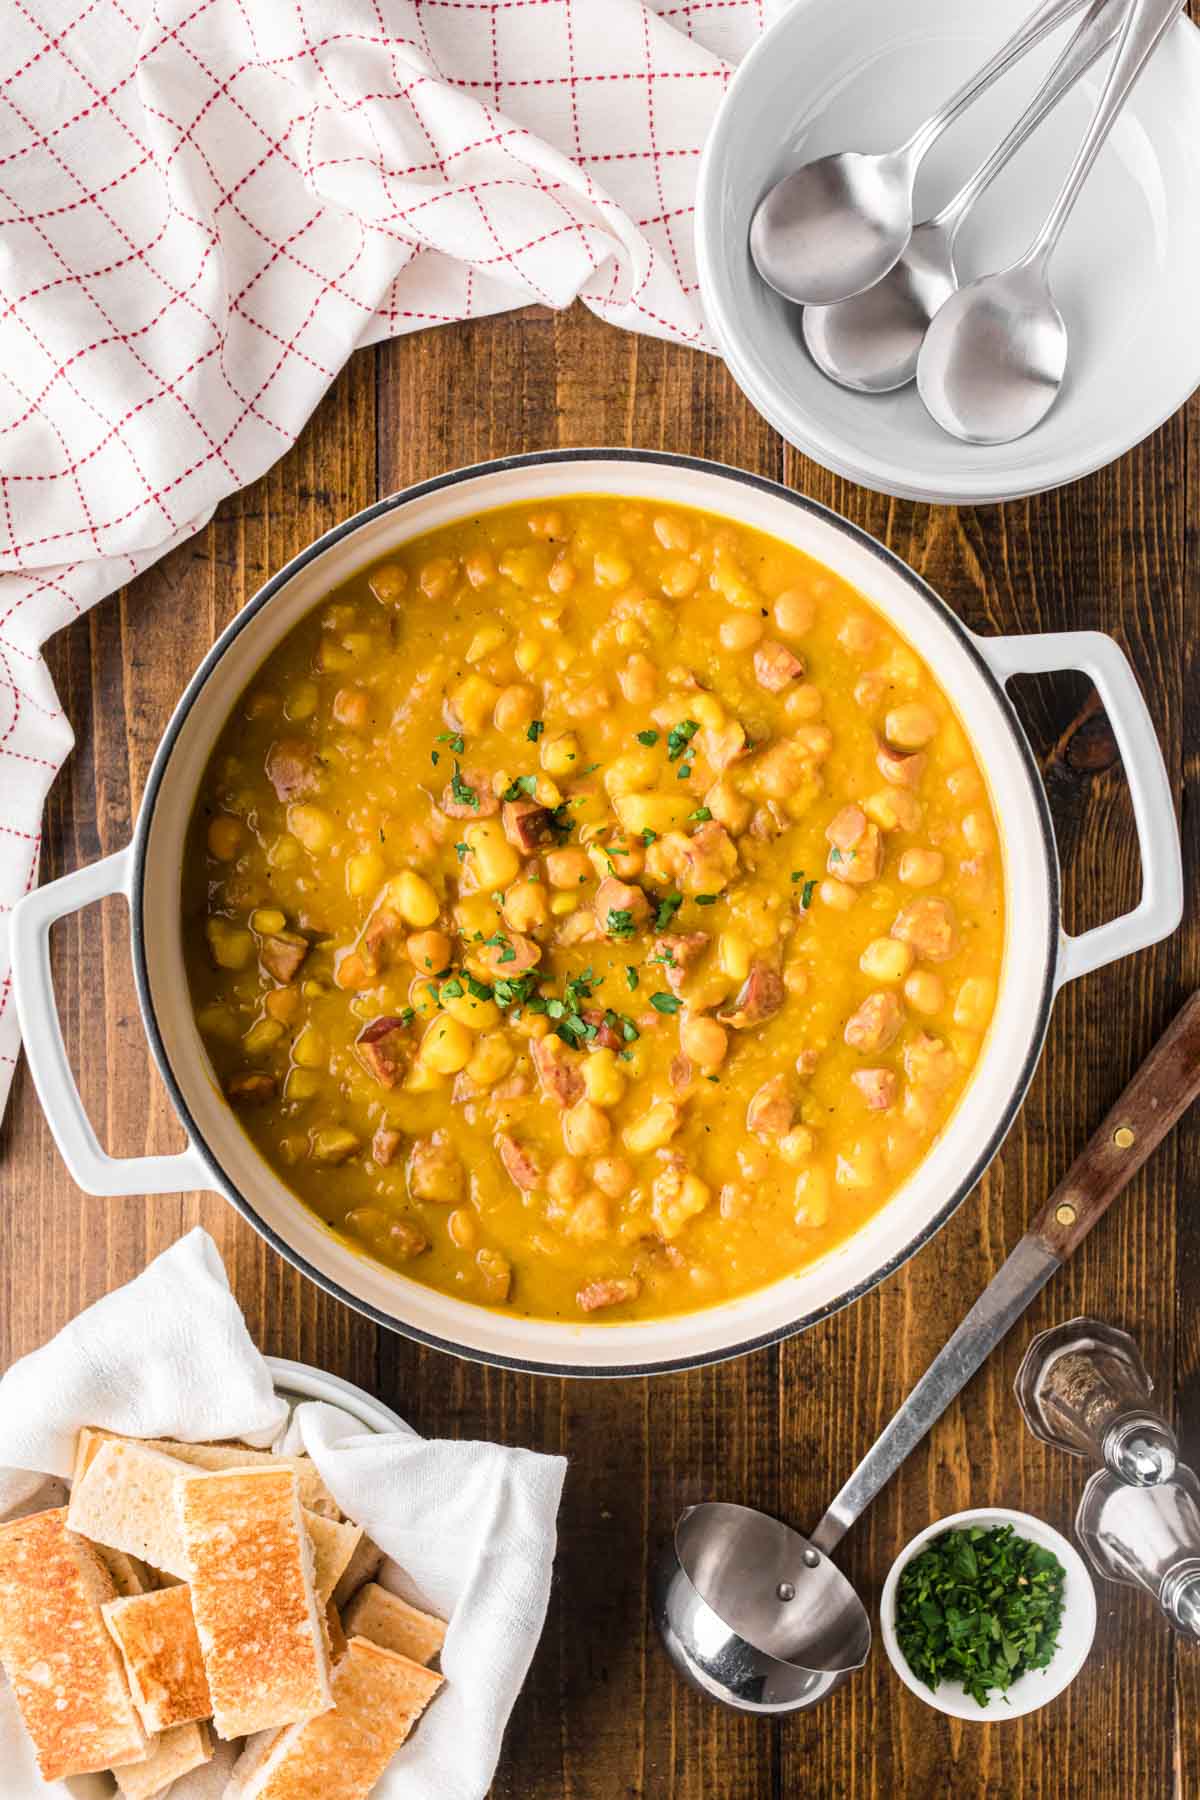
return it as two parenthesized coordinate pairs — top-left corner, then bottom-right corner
(879, 1509), (1097, 1720)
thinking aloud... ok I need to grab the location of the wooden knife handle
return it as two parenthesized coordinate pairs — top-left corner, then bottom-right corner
(1030, 990), (1200, 1261)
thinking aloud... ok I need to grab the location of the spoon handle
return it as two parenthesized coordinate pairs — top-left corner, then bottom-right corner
(808, 991), (1200, 1557)
(935, 0), (1125, 235)
(1026, 0), (1185, 265)
(907, 0), (1093, 163)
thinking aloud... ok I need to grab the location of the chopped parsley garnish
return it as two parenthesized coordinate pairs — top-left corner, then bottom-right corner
(527, 719), (544, 742)
(694, 893), (718, 907)
(501, 773), (538, 802)
(894, 1525), (1066, 1709)
(399, 1007), (415, 1026)
(606, 908), (636, 940)
(492, 971), (540, 1010)
(625, 966), (639, 991)
(440, 977), (464, 999)
(654, 892), (683, 931)
(450, 761), (479, 810)
(636, 729), (660, 747)
(666, 718), (700, 762)
(430, 750), (439, 765)
(454, 841), (468, 861)
(689, 807), (712, 823)
(547, 802), (574, 840)
(465, 974), (493, 1001)
(677, 761), (692, 780)
(801, 878), (817, 910)
(641, 828), (658, 846)
(791, 870), (804, 882)
(650, 992), (682, 1015)
(829, 846), (844, 864)
(437, 731), (466, 753)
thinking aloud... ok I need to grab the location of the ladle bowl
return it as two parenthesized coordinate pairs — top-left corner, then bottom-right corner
(652, 1504), (870, 1715)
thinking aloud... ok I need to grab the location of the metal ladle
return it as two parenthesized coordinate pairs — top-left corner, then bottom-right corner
(749, 0), (1093, 308)
(654, 992), (1200, 1714)
(917, 0), (1185, 443)
(803, 0), (1125, 395)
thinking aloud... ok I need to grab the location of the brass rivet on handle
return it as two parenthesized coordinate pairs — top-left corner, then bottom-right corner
(1055, 1203), (1077, 1227)
(1113, 1125), (1136, 1149)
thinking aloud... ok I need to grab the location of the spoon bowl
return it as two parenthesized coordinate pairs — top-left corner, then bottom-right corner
(653, 1503), (871, 1715)
(917, 263), (1069, 443)
(749, 150), (914, 307)
(803, 219), (959, 393)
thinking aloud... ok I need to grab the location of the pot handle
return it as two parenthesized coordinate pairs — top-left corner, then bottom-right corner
(9, 846), (214, 1196)
(976, 630), (1182, 990)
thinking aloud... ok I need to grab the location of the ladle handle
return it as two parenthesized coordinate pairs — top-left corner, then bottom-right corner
(808, 992), (1200, 1557)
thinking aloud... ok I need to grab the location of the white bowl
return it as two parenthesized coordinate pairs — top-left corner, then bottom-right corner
(697, 0), (1200, 503)
(879, 1506), (1098, 1720)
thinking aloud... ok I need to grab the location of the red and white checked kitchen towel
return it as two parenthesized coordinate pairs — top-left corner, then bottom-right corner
(0, 0), (771, 1119)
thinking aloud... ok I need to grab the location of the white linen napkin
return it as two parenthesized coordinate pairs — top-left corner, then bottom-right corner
(0, 1228), (567, 1800)
(0, 0), (768, 1119)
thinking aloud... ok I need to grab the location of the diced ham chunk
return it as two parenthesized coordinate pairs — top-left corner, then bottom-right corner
(877, 743), (927, 789)
(904, 1031), (959, 1090)
(265, 737), (319, 803)
(826, 805), (867, 853)
(681, 822), (738, 895)
(852, 1068), (897, 1111)
(226, 1071), (276, 1103)
(496, 1132), (541, 1191)
(372, 1125), (404, 1166)
(386, 1220), (429, 1260)
(746, 1073), (796, 1135)
(827, 819), (882, 885)
(576, 1276), (641, 1314)
(844, 990), (902, 1053)
(468, 930), (541, 979)
(531, 1034), (585, 1107)
(697, 718), (748, 773)
(355, 1015), (413, 1088)
(362, 902), (405, 972)
(754, 640), (805, 693)
(259, 931), (308, 984)
(583, 1010), (623, 1051)
(669, 1054), (694, 1091)
(891, 897), (958, 962)
(440, 769), (499, 818)
(719, 963), (786, 1030)
(652, 931), (709, 995)
(595, 877), (650, 935)
(502, 799), (556, 851)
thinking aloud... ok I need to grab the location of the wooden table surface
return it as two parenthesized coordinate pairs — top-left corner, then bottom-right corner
(1, 302), (1196, 1798)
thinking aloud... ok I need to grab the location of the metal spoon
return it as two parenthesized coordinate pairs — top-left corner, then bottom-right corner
(749, 0), (1093, 308)
(917, 0), (1184, 443)
(654, 993), (1200, 1714)
(803, 0), (1124, 395)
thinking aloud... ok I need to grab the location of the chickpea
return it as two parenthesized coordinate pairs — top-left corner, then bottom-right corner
(392, 869), (441, 928)
(466, 623), (506, 664)
(737, 1141), (770, 1181)
(288, 803), (336, 855)
(545, 847), (592, 889)
(291, 1024), (327, 1069)
(885, 703), (938, 751)
(783, 683), (824, 724)
(773, 589), (815, 638)
(207, 815), (243, 861)
(838, 614), (876, 655)
(541, 732), (580, 778)
(860, 937), (915, 983)
(794, 1167), (831, 1228)
(528, 508), (566, 539)
(368, 563), (407, 604)
(653, 513), (693, 551)
(582, 1049), (625, 1108)
(622, 1100), (682, 1155)
(904, 969), (945, 1015)
(448, 1207), (479, 1250)
(464, 549), (496, 588)
(502, 880), (549, 934)
(466, 1032), (515, 1087)
(420, 1014), (473, 1074)
(947, 765), (983, 803)
(719, 612), (763, 651)
(864, 787), (921, 833)
(419, 557), (456, 600)
(690, 692), (725, 731)
(898, 848), (945, 888)
(515, 635), (543, 673)
(450, 673), (501, 734)
(680, 1012), (728, 1070)
(592, 1155), (634, 1199)
(962, 810), (994, 852)
(594, 549), (632, 588)
(493, 684), (536, 736)
(464, 819), (520, 890)
(548, 1156), (585, 1201)
(954, 976), (995, 1032)
(854, 673), (887, 710)
(265, 987), (301, 1025)
(617, 653), (657, 704)
(793, 723), (834, 759)
(660, 558), (700, 599)
(346, 848), (386, 898)
(547, 553), (576, 595)
(819, 877), (857, 912)
(333, 686), (369, 731)
(563, 1099), (611, 1156)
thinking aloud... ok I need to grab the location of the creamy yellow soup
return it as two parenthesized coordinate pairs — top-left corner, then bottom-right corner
(183, 497), (1004, 1321)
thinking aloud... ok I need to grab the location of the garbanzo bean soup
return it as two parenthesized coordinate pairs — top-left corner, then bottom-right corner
(184, 498), (1004, 1321)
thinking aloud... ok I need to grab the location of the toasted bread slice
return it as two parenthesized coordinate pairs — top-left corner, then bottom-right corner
(305, 1512), (363, 1605)
(342, 1582), (447, 1667)
(73, 1427), (341, 1520)
(228, 1637), (442, 1799)
(326, 1601), (348, 1662)
(67, 1440), (193, 1579)
(95, 1545), (154, 1598)
(0, 1507), (151, 1781)
(179, 1465), (332, 1738)
(330, 1533), (385, 1612)
(161, 1733), (239, 1797)
(115, 1721), (211, 1799)
(102, 1584), (212, 1733)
